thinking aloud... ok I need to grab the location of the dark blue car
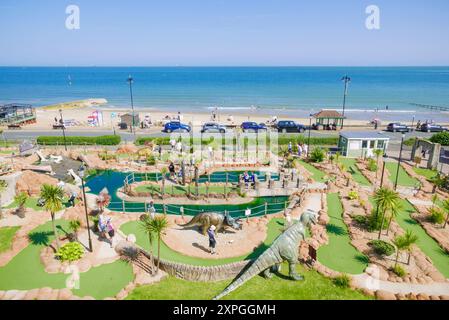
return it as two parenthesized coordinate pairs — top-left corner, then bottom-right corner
(241, 121), (267, 132)
(162, 121), (191, 133)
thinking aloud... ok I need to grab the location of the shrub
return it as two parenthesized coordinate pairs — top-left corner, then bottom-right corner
(333, 274), (351, 288)
(348, 190), (359, 200)
(403, 138), (417, 147)
(367, 158), (378, 172)
(277, 135), (338, 146)
(37, 135), (121, 146)
(352, 214), (368, 225)
(309, 147), (325, 163)
(430, 132), (449, 146)
(55, 242), (84, 262)
(428, 207), (445, 224)
(391, 265), (406, 277)
(367, 210), (384, 231)
(146, 154), (156, 166)
(369, 240), (395, 256)
(99, 152), (117, 161)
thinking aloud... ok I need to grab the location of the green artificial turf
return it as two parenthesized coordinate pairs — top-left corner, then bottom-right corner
(0, 226), (20, 253)
(317, 193), (368, 274)
(394, 200), (449, 278)
(298, 160), (326, 183)
(385, 162), (419, 187)
(0, 220), (134, 299)
(339, 158), (371, 186)
(120, 218), (287, 266)
(413, 167), (438, 181)
(126, 263), (371, 300)
(6, 197), (44, 211)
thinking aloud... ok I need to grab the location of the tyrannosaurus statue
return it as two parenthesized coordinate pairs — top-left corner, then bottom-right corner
(213, 209), (317, 300)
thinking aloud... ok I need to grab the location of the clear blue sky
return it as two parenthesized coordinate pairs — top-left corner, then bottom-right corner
(0, 0), (448, 66)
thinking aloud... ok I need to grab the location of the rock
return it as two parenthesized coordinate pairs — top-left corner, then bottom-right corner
(115, 240), (140, 258)
(416, 293), (430, 300)
(361, 288), (374, 297)
(16, 171), (58, 196)
(77, 260), (92, 273)
(24, 289), (40, 300)
(115, 289), (128, 300)
(126, 234), (137, 243)
(58, 288), (73, 300)
(375, 290), (396, 300)
(46, 261), (61, 274)
(3, 290), (21, 300)
(440, 295), (449, 300)
(395, 293), (406, 300)
(36, 287), (53, 300)
(429, 295), (440, 301)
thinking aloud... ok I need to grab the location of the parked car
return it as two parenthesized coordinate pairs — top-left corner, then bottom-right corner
(276, 120), (306, 133)
(386, 123), (410, 133)
(200, 122), (227, 133)
(420, 123), (447, 133)
(241, 122), (267, 132)
(162, 121), (191, 133)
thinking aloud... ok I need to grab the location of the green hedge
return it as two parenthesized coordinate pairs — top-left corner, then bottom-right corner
(37, 135), (121, 146)
(430, 132), (449, 146)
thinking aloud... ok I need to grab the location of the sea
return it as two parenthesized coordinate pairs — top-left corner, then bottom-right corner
(0, 66), (449, 122)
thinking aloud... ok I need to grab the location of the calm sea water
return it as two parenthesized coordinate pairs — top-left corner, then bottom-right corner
(0, 67), (448, 122)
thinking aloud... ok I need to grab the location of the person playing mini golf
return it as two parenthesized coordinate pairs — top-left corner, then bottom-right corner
(208, 225), (217, 254)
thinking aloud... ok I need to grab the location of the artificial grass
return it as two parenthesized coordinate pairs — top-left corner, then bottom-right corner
(412, 167), (438, 181)
(394, 200), (449, 278)
(120, 218), (287, 266)
(126, 263), (371, 300)
(0, 220), (134, 299)
(298, 160), (326, 183)
(0, 226), (20, 253)
(385, 162), (419, 187)
(317, 193), (368, 274)
(339, 158), (371, 186)
(6, 197), (44, 211)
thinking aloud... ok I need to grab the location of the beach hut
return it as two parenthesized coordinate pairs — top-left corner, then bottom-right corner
(338, 131), (389, 158)
(120, 113), (140, 128)
(312, 110), (345, 130)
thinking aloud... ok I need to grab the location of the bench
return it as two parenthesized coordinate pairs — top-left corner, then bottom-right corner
(7, 124), (21, 130)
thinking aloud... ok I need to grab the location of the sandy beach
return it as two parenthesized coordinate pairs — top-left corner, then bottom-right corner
(26, 104), (433, 132)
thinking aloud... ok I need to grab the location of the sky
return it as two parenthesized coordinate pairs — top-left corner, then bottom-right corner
(0, 0), (448, 66)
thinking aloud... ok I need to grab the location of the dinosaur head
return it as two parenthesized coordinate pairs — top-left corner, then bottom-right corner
(301, 209), (317, 226)
(224, 212), (243, 230)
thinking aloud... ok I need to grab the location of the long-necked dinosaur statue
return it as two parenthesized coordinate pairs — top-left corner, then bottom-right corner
(213, 209), (317, 300)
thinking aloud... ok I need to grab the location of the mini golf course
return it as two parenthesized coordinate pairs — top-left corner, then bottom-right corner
(0, 220), (134, 299)
(0, 226), (20, 253)
(396, 200), (449, 279)
(385, 162), (419, 187)
(339, 158), (371, 186)
(120, 218), (287, 266)
(413, 167), (438, 181)
(317, 193), (369, 274)
(298, 160), (326, 183)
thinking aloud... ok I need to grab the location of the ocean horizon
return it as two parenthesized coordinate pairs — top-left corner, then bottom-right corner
(1, 66), (449, 122)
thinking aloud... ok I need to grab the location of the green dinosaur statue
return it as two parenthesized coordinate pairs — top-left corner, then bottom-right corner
(213, 209), (317, 300)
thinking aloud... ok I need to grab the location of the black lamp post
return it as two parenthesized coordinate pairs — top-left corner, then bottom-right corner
(341, 75), (351, 129)
(307, 114), (312, 158)
(394, 133), (405, 191)
(380, 155), (387, 188)
(127, 75), (135, 136)
(59, 109), (68, 151)
(78, 165), (93, 252)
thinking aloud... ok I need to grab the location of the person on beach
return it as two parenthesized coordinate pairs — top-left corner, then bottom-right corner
(208, 225), (217, 254)
(177, 111), (183, 122)
(147, 200), (156, 219)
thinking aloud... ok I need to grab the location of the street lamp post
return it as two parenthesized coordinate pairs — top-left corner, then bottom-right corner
(380, 157), (386, 188)
(394, 133), (405, 191)
(307, 115), (312, 158)
(78, 165), (93, 252)
(127, 75), (136, 137)
(59, 109), (68, 151)
(341, 75), (351, 129)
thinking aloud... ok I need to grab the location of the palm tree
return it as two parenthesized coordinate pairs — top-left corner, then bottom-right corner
(69, 219), (81, 241)
(441, 198), (449, 228)
(430, 173), (444, 193)
(14, 192), (29, 218)
(40, 184), (64, 249)
(140, 216), (155, 274)
(373, 149), (384, 180)
(393, 230), (418, 266)
(431, 194), (439, 209)
(386, 202), (403, 236)
(374, 187), (401, 239)
(149, 215), (169, 273)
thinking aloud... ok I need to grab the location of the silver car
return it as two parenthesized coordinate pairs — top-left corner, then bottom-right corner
(201, 122), (227, 133)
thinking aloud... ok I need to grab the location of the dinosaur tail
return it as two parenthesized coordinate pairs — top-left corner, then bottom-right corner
(213, 249), (279, 300)
(179, 215), (199, 227)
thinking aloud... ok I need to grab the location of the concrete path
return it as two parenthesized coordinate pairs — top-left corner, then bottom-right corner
(408, 198), (434, 207)
(352, 273), (449, 296)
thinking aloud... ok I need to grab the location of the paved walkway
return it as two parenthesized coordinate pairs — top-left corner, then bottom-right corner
(352, 273), (449, 296)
